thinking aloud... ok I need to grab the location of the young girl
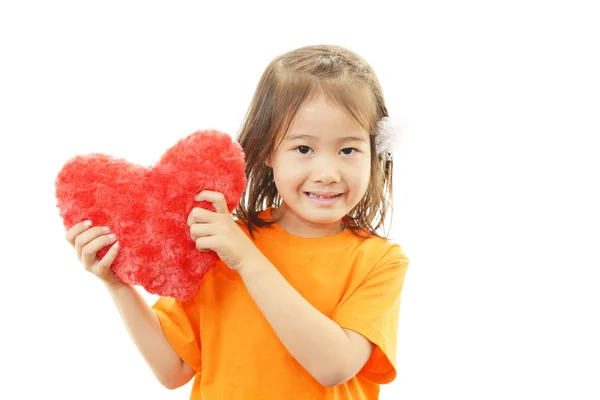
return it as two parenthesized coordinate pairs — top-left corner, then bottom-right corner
(65, 44), (409, 399)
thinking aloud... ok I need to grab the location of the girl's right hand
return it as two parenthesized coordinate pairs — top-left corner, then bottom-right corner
(65, 220), (124, 287)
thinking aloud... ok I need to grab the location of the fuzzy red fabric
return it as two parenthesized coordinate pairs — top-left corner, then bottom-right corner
(55, 130), (247, 300)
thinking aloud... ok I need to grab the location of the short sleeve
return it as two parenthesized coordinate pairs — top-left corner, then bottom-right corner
(151, 296), (202, 373)
(331, 244), (409, 384)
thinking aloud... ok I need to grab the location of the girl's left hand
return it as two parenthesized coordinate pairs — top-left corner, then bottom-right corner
(187, 190), (257, 272)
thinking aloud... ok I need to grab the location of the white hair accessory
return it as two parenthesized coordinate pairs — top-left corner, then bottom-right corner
(375, 117), (397, 161)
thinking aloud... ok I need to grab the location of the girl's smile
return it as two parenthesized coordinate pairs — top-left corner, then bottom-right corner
(267, 94), (372, 238)
(305, 191), (344, 206)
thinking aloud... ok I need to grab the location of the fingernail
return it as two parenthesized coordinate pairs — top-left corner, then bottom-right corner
(103, 226), (110, 232)
(83, 220), (92, 227)
(114, 241), (119, 248)
(108, 233), (116, 239)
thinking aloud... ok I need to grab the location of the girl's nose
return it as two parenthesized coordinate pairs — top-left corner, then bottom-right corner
(311, 162), (341, 185)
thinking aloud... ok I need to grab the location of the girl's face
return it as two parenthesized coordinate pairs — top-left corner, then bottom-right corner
(268, 94), (372, 238)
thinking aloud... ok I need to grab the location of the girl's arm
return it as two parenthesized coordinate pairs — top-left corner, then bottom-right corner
(188, 191), (375, 387)
(237, 253), (374, 387)
(64, 221), (196, 389)
(105, 281), (196, 389)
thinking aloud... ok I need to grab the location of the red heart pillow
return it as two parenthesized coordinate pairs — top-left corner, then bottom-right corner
(55, 130), (247, 300)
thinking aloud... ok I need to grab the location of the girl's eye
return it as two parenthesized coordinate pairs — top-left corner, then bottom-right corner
(296, 146), (313, 155)
(340, 147), (357, 155)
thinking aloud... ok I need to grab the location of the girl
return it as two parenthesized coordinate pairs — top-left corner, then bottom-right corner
(65, 44), (410, 399)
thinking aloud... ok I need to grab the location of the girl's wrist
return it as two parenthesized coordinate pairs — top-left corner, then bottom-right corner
(236, 249), (268, 278)
(103, 278), (130, 294)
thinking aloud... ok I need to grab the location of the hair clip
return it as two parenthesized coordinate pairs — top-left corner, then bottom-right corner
(375, 117), (397, 161)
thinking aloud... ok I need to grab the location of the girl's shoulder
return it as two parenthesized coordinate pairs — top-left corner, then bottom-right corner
(356, 234), (409, 266)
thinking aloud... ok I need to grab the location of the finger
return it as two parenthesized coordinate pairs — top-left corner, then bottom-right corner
(187, 207), (213, 226)
(194, 190), (229, 214)
(189, 222), (215, 241)
(95, 241), (120, 273)
(75, 226), (111, 260)
(195, 236), (216, 253)
(66, 220), (93, 246)
(81, 233), (118, 268)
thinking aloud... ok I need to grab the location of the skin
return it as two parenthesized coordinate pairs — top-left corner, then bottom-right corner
(65, 222), (189, 389)
(66, 94), (376, 389)
(267, 94), (372, 238)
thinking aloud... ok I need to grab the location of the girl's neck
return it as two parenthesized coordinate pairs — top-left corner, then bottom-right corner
(270, 204), (346, 239)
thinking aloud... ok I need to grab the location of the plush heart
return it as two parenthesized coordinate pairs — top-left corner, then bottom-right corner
(55, 130), (247, 300)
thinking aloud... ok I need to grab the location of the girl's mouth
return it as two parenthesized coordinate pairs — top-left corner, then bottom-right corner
(305, 192), (343, 205)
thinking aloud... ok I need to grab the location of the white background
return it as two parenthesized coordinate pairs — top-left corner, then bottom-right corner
(1, 1), (599, 399)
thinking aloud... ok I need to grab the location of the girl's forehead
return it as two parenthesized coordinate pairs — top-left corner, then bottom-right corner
(287, 96), (369, 136)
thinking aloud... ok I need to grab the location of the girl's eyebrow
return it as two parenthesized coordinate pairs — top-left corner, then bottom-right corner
(285, 133), (315, 141)
(339, 136), (368, 143)
(285, 133), (367, 142)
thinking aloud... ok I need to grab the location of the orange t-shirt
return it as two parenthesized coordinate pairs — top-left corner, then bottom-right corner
(151, 208), (409, 399)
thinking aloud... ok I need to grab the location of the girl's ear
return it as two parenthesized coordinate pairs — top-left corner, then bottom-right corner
(265, 153), (273, 168)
